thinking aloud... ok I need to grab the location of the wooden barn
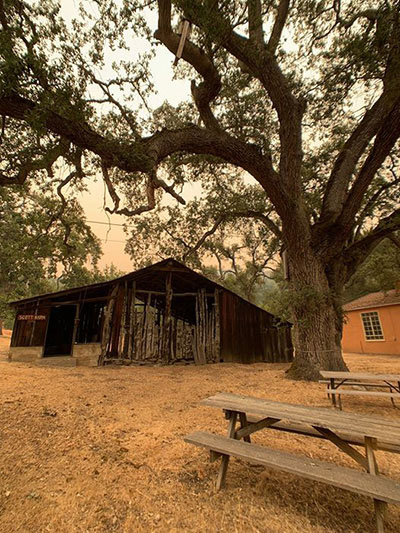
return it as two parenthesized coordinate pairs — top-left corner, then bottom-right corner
(8, 258), (293, 367)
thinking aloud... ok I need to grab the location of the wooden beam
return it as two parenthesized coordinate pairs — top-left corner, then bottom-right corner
(173, 19), (191, 66)
(216, 411), (237, 490)
(136, 290), (214, 297)
(98, 284), (118, 365)
(313, 426), (369, 469)
(161, 272), (173, 363)
(214, 288), (220, 362)
(122, 281), (131, 357)
(365, 437), (386, 533)
(128, 281), (136, 359)
(235, 417), (281, 440)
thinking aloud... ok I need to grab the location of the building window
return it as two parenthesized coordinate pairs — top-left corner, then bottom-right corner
(361, 311), (384, 341)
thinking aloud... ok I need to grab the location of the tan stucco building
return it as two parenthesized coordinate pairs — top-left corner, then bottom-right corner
(342, 289), (400, 355)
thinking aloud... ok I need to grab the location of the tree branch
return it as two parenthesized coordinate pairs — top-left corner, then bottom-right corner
(267, 0), (290, 53)
(155, 0), (222, 130)
(343, 208), (400, 274)
(388, 233), (400, 249)
(183, 215), (225, 260)
(339, 100), (400, 233)
(248, 0), (264, 46)
(177, 1), (305, 194)
(183, 208), (282, 261)
(338, 9), (379, 29)
(102, 160), (185, 217)
(87, 74), (140, 137)
(0, 137), (70, 186)
(0, 91), (288, 218)
(0, 93), (154, 173)
(353, 175), (400, 242)
(319, 94), (400, 225)
(319, 9), (400, 226)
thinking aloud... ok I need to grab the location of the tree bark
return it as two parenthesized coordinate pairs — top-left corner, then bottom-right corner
(285, 245), (348, 381)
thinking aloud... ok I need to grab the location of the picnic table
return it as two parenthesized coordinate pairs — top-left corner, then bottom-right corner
(320, 371), (400, 409)
(184, 392), (400, 532)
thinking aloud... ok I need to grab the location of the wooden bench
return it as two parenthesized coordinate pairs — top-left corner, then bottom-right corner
(187, 393), (400, 532)
(326, 389), (399, 399)
(185, 431), (400, 506)
(320, 372), (400, 409)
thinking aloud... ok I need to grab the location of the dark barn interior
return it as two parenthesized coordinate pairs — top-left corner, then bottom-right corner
(10, 259), (293, 365)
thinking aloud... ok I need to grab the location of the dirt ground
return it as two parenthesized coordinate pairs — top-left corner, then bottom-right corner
(1, 336), (399, 533)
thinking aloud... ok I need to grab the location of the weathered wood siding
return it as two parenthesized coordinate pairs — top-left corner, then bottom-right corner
(10, 259), (293, 366)
(219, 291), (293, 363)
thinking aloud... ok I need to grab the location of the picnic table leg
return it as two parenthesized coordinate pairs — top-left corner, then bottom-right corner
(216, 411), (238, 490)
(365, 437), (386, 533)
(239, 412), (251, 443)
(330, 378), (337, 408)
(389, 382), (400, 408)
(389, 386), (396, 408)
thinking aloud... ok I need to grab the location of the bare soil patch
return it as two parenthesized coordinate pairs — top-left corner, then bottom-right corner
(0, 337), (399, 532)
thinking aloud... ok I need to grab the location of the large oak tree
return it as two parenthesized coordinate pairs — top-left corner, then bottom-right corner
(1, 0), (400, 379)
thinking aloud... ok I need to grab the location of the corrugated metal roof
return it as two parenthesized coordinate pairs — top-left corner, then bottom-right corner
(343, 289), (400, 311)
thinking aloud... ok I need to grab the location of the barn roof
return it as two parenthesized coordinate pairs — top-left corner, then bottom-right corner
(343, 289), (400, 312)
(9, 258), (275, 318)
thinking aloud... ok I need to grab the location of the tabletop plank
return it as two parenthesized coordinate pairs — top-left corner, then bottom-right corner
(200, 393), (400, 443)
(320, 371), (400, 381)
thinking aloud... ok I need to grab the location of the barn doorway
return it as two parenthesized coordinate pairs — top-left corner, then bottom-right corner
(43, 305), (76, 357)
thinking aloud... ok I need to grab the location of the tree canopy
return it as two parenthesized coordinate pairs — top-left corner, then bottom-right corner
(344, 235), (400, 302)
(1, 0), (400, 378)
(0, 182), (102, 324)
(0, 181), (125, 327)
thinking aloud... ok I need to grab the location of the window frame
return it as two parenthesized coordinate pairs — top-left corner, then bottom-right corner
(360, 311), (385, 341)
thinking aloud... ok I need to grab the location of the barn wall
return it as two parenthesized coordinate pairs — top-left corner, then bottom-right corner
(10, 305), (49, 348)
(72, 343), (101, 366)
(9, 260), (293, 366)
(219, 291), (293, 363)
(8, 346), (42, 362)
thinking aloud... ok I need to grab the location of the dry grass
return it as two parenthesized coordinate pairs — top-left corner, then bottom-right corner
(0, 335), (399, 532)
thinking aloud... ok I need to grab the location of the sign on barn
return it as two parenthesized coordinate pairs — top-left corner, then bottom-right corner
(17, 314), (46, 321)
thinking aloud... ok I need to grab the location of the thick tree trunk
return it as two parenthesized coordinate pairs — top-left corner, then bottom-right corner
(286, 247), (348, 381)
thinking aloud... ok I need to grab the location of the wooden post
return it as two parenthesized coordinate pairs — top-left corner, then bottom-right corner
(145, 296), (155, 358)
(140, 293), (151, 360)
(194, 293), (199, 363)
(197, 290), (203, 364)
(98, 284), (118, 365)
(128, 281), (136, 359)
(109, 284), (125, 359)
(70, 302), (81, 353)
(214, 288), (221, 362)
(122, 281), (131, 357)
(161, 272), (173, 363)
(28, 300), (40, 346)
(201, 289), (207, 364)
(136, 309), (143, 360)
(365, 437), (386, 533)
